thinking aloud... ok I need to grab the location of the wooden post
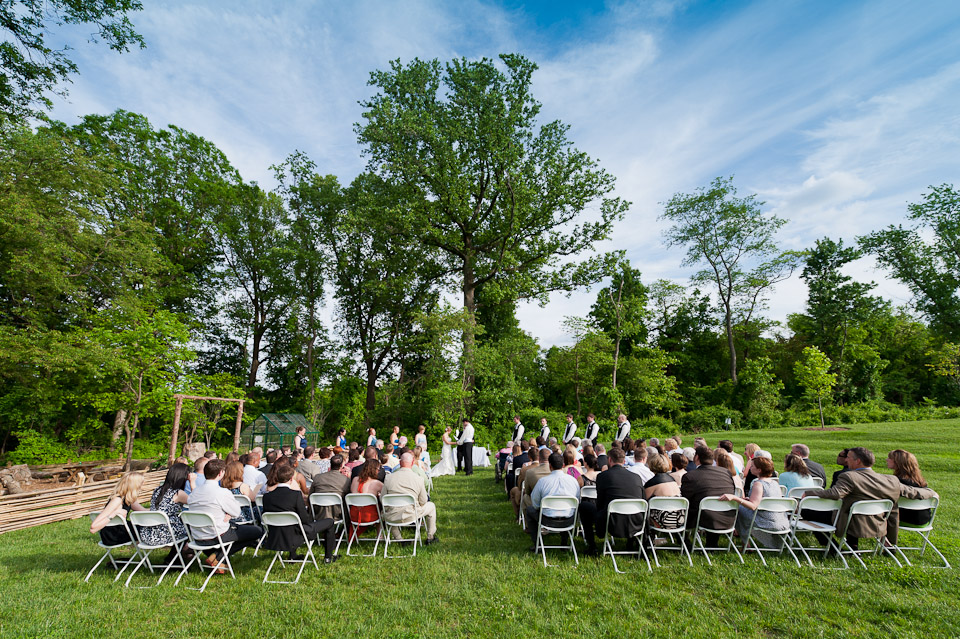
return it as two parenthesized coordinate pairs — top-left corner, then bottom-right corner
(233, 400), (244, 453)
(168, 396), (184, 466)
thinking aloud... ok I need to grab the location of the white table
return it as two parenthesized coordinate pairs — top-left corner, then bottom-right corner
(472, 447), (491, 467)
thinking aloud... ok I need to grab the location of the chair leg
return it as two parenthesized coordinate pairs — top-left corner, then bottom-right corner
(84, 551), (112, 583)
(124, 549), (152, 588)
(173, 552), (200, 586)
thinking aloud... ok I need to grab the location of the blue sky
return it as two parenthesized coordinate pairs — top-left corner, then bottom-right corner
(49, 0), (960, 346)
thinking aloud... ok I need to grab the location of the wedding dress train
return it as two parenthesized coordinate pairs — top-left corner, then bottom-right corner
(430, 443), (456, 478)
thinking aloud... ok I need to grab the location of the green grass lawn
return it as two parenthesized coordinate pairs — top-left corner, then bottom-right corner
(1, 419), (958, 639)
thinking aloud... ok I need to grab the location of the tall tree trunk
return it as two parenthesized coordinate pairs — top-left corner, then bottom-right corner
(123, 412), (139, 471)
(462, 265), (477, 409)
(248, 324), (263, 389)
(364, 361), (377, 417)
(612, 337), (620, 389)
(817, 395), (825, 430)
(725, 308), (738, 383)
(110, 409), (127, 451)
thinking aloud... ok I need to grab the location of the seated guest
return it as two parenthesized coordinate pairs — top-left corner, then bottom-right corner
(664, 438), (680, 455)
(681, 447), (735, 548)
(721, 456), (789, 548)
(262, 464), (339, 563)
(186, 460), (263, 567)
(579, 447), (645, 555)
(806, 447), (937, 549)
(779, 453), (817, 494)
(297, 446), (323, 484)
(581, 454), (600, 487)
(681, 447), (696, 471)
(343, 448), (363, 476)
(670, 452), (687, 485)
(242, 451), (267, 495)
(506, 442), (530, 493)
(384, 445), (400, 470)
(595, 444), (609, 472)
(225, 452), (240, 464)
(89, 472), (146, 545)
(140, 462), (191, 564)
(414, 445), (431, 473)
(645, 453), (683, 530)
(511, 448), (550, 517)
(310, 455), (351, 521)
(791, 443), (826, 486)
(287, 451), (310, 494)
(743, 443), (759, 469)
(221, 460), (256, 523)
(831, 448), (851, 488)
(743, 449), (776, 495)
(718, 440), (744, 475)
(351, 446), (387, 482)
(379, 451), (393, 474)
(525, 453), (580, 550)
(886, 449), (932, 526)
(349, 458), (384, 535)
(716, 451), (744, 495)
(382, 453), (439, 544)
(191, 457), (209, 492)
(563, 450), (584, 487)
(628, 446), (654, 483)
(260, 450), (278, 480)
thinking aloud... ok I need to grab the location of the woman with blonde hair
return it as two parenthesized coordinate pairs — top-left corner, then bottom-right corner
(645, 454), (683, 529)
(887, 449), (931, 525)
(89, 472), (147, 545)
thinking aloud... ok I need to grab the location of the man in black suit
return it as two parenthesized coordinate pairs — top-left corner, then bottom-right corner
(579, 447), (645, 555)
(791, 443), (826, 486)
(594, 444), (608, 472)
(351, 446), (387, 482)
(680, 447), (735, 547)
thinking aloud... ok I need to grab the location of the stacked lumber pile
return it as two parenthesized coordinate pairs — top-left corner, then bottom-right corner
(0, 469), (167, 534)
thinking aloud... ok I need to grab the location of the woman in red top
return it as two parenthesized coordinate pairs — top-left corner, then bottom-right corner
(349, 458), (383, 534)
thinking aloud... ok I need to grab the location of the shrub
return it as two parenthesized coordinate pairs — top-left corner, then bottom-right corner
(7, 430), (73, 465)
(634, 415), (676, 440)
(677, 406), (742, 433)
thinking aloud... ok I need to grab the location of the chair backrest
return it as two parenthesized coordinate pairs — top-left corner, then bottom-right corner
(788, 486), (811, 499)
(255, 494), (263, 509)
(540, 495), (579, 512)
(779, 484), (788, 497)
(381, 493), (416, 508)
(234, 494), (253, 509)
(179, 511), (219, 543)
(898, 496), (939, 528)
(344, 493), (379, 508)
(796, 496), (842, 513)
(89, 510), (129, 530)
(607, 498), (647, 516)
(757, 497), (796, 514)
(849, 498), (894, 518)
(580, 485), (598, 500)
(647, 496), (689, 513)
(698, 496), (738, 513)
(260, 511), (305, 529)
(129, 510), (172, 528)
(309, 492), (343, 508)
(812, 476), (824, 487)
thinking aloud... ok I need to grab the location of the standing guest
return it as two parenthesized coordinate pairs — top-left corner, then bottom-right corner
(579, 447), (644, 556)
(336, 428), (347, 449)
(349, 458), (384, 535)
(562, 450), (584, 487)
(293, 425), (307, 451)
(791, 444), (826, 486)
(525, 453), (580, 550)
(242, 451), (267, 495)
(539, 417), (550, 442)
(721, 456), (789, 548)
(511, 416), (525, 444)
(583, 413), (599, 447)
(310, 455), (351, 520)
(628, 446), (654, 483)
(90, 472), (147, 545)
(187, 460), (263, 567)
(139, 463), (192, 564)
(366, 428), (377, 447)
(221, 460), (256, 523)
(615, 414), (631, 442)
(681, 447), (735, 549)
(887, 449), (932, 526)
(389, 425), (401, 448)
(716, 451), (745, 495)
(383, 453), (439, 545)
(415, 425), (428, 451)
(562, 414), (577, 445)
(645, 454), (683, 530)
(779, 453), (817, 494)
(262, 464), (339, 564)
(669, 452), (687, 485)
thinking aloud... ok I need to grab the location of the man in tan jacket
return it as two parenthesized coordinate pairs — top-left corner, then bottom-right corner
(806, 446), (937, 548)
(382, 453), (438, 544)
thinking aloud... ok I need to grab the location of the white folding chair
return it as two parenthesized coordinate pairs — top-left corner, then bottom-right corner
(259, 511), (320, 584)
(233, 494), (256, 524)
(812, 477), (824, 487)
(517, 479), (526, 527)
(84, 512), (138, 583)
(577, 485), (598, 539)
(837, 499), (902, 569)
(602, 499), (650, 573)
(534, 496), (580, 567)
(381, 494), (424, 558)
(893, 497), (949, 568)
(253, 494), (267, 556)
(787, 486), (814, 500)
(175, 511), (236, 592)
(787, 497), (845, 568)
(344, 493), (383, 557)
(690, 497), (743, 565)
(742, 497), (801, 566)
(309, 492), (347, 555)
(125, 511), (188, 588)
(647, 497), (692, 567)
(779, 484), (788, 497)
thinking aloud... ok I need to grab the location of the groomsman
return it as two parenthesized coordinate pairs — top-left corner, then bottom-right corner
(615, 413), (631, 442)
(584, 413), (599, 446)
(539, 417), (550, 441)
(562, 414), (577, 445)
(457, 419), (475, 476)
(511, 416), (525, 444)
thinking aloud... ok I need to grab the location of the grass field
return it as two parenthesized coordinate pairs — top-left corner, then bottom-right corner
(1, 419), (958, 639)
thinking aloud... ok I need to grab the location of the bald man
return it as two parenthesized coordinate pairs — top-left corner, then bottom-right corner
(382, 452), (438, 544)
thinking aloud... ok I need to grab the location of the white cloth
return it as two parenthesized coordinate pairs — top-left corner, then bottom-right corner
(628, 461), (654, 483)
(615, 421), (631, 442)
(562, 422), (577, 443)
(242, 464), (267, 495)
(540, 426), (550, 440)
(472, 447), (491, 467)
(430, 443), (456, 478)
(512, 424), (525, 442)
(415, 433), (427, 450)
(585, 421), (599, 442)
(457, 423), (474, 444)
(186, 481), (240, 538)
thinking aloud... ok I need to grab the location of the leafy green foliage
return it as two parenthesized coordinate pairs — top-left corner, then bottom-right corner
(794, 346), (837, 429)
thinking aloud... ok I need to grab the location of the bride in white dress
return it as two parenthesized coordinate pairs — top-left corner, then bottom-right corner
(430, 426), (456, 478)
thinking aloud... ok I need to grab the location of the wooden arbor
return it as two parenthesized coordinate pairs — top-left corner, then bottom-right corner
(168, 394), (245, 466)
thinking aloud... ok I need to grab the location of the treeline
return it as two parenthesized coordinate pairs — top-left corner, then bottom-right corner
(2, 53), (959, 465)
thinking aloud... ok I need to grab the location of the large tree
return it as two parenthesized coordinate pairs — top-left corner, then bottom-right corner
(0, 0), (143, 121)
(589, 259), (648, 389)
(356, 54), (627, 399)
(661, 176), (800, 383)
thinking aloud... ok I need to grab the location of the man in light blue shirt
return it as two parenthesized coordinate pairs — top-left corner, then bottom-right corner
(526, 452), (580, 550)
